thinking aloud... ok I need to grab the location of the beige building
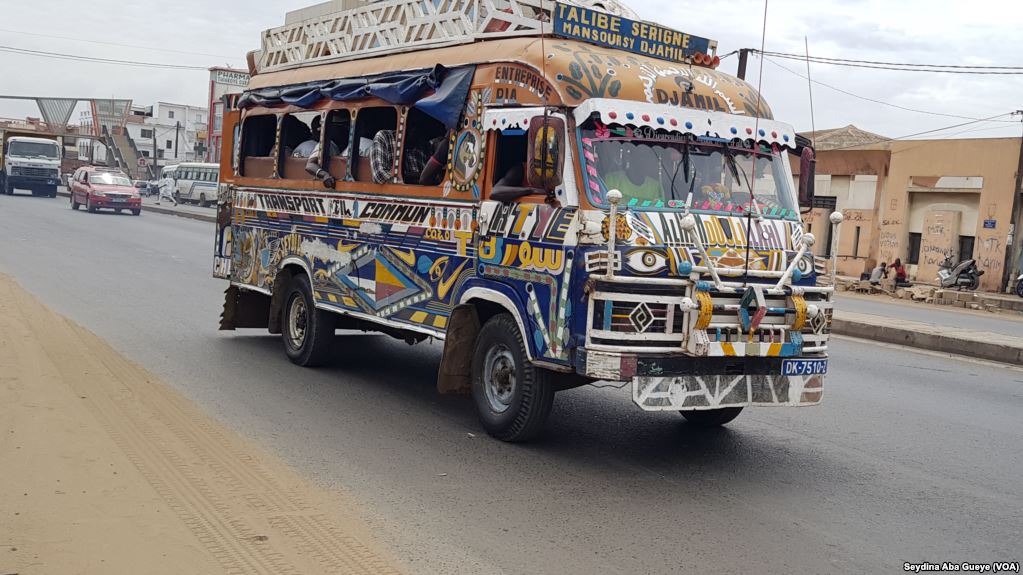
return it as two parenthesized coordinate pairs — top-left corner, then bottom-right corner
(796, 126), (1022, 292)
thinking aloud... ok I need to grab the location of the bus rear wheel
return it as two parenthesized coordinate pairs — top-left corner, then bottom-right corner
(680, 407), (744, 427)
(281, 274), (335, 367)
(471, 314), (555, 442)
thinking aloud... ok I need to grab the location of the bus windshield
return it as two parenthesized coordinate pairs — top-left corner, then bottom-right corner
(9, 140), (59, 159)
(580, 120), (799, 220)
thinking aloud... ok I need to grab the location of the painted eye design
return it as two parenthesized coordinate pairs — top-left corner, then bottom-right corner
(795, 253), (814, 276)
(625, 249), (668, 275)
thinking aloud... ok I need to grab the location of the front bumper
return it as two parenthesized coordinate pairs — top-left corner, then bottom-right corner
(91, 197), (141, 209)
(7, 175), (59, 188)
(578, 349), (825, 411)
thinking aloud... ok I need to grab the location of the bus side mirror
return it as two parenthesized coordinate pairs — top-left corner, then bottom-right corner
(527, 115), (565, 192)
(798, 146), (816, 208)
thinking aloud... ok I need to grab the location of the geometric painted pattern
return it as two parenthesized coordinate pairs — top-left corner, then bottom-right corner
(328, 245), (433, 316)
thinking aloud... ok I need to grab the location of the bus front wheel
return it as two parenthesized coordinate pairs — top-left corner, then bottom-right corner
(471, 314), (555, 442)
(281, 274), (335, 367)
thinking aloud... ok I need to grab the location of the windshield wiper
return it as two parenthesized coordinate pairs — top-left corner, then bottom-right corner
(666, 138), (690, 204)
(722, 147), (764, 220)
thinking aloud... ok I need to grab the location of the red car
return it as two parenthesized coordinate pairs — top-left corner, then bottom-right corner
(70, 167), (142, 215)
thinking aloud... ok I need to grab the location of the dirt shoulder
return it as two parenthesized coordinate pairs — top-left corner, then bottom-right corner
(0, 273), (402, 575)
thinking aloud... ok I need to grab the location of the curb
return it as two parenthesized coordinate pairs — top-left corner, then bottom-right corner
(57, 191), (216, 224)
(831, 318), (1023, 366)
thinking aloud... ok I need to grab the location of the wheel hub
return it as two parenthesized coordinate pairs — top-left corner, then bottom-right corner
(483, 344), (517, 413)
(287, 296), (308, 349)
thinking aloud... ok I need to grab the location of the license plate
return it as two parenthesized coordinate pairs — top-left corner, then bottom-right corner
(112, 197), (126, 202)
(781, 359), (828, 376)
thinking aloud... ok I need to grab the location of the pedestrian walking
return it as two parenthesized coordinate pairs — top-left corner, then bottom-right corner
(156, 171), (178, 206)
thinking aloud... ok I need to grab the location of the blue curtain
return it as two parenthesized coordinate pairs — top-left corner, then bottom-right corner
(239, 64), (475, 130)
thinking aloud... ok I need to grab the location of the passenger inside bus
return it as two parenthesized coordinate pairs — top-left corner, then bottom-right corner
(354, 107), (398, 183)
(402, 109), (450, 185)
(323, 110), (351, 181)
(280, 114), (312, 157)
(415, 137), (449, 185)
(600, 144), (661, 202)
(299, 115), (341, 187)
(292, 115), (325, 158)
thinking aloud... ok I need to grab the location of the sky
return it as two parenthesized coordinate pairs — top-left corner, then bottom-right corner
(0, 0), (1021, 140)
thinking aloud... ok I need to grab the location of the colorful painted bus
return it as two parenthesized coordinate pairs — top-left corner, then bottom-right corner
(213, 0), (841, 441)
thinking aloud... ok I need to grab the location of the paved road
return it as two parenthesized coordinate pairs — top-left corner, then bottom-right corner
(2, 194), (1021, 574)
(837, 293), (1023, 338)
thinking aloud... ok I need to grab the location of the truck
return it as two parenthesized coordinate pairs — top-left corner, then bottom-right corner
(1, 132), (63, 197)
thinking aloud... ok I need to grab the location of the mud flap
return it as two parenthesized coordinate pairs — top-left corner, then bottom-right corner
(436, 304), (480, 395)
(219, 285), (270, 331)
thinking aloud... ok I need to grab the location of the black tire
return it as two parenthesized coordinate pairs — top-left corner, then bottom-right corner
(281, 274), (335, 367)
(967, 275), (980, 291)
(471, 314), (555, 442)
(1015, 280), (1023, 298)
(131, 209), (141, 216)
(680, 407), (744, 427)
(86, 195), (97, 213)
(71, 195), (80, 210)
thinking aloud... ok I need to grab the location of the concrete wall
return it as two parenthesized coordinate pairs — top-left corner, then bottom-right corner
(917, 210), (961, 282)
(793, 149), (889, 279)
(877, 138), (1019, 292)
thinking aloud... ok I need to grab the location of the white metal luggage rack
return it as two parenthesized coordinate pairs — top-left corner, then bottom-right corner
(255, 0), (639, 74)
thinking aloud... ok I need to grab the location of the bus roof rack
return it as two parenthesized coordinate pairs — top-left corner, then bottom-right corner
(254, 0), (638, 74)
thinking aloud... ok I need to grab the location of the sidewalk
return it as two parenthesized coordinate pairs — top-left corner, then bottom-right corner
(56, 188), (216, 223)
(0, 273), (402, 575)
(141, 195), (217, 223)
(832, 310), (1023, 366)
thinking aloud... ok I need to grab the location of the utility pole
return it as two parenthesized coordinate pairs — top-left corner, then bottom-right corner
(174, 120), (181, 162)
(1004, 110), (1023, 292)
(737, 48), (751, 80)
(151, 120), (158, 174)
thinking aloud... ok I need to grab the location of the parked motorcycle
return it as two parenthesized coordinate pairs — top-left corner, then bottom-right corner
(936, 253), (984, 290)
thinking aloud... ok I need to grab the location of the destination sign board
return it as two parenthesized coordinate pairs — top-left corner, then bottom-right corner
(552, 2), (715, 64)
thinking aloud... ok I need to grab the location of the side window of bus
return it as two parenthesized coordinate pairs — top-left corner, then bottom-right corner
(280, 111), (319, 180)
(402, 108), (449, 186)
(241, 114), (278, 178)
(324, 109), (351, 182)
(492, 129), (528, 188)
(353, 107), (397, 184)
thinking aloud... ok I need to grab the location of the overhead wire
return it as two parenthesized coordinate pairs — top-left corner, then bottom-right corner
(759, 50), (1023, 70)
(0, 29), (239, 61)
(0, 45), (209, 70)
(761, 55), (1018, 123)
(757, 50), (1023, 75)
(824, 112), (1017, 151)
